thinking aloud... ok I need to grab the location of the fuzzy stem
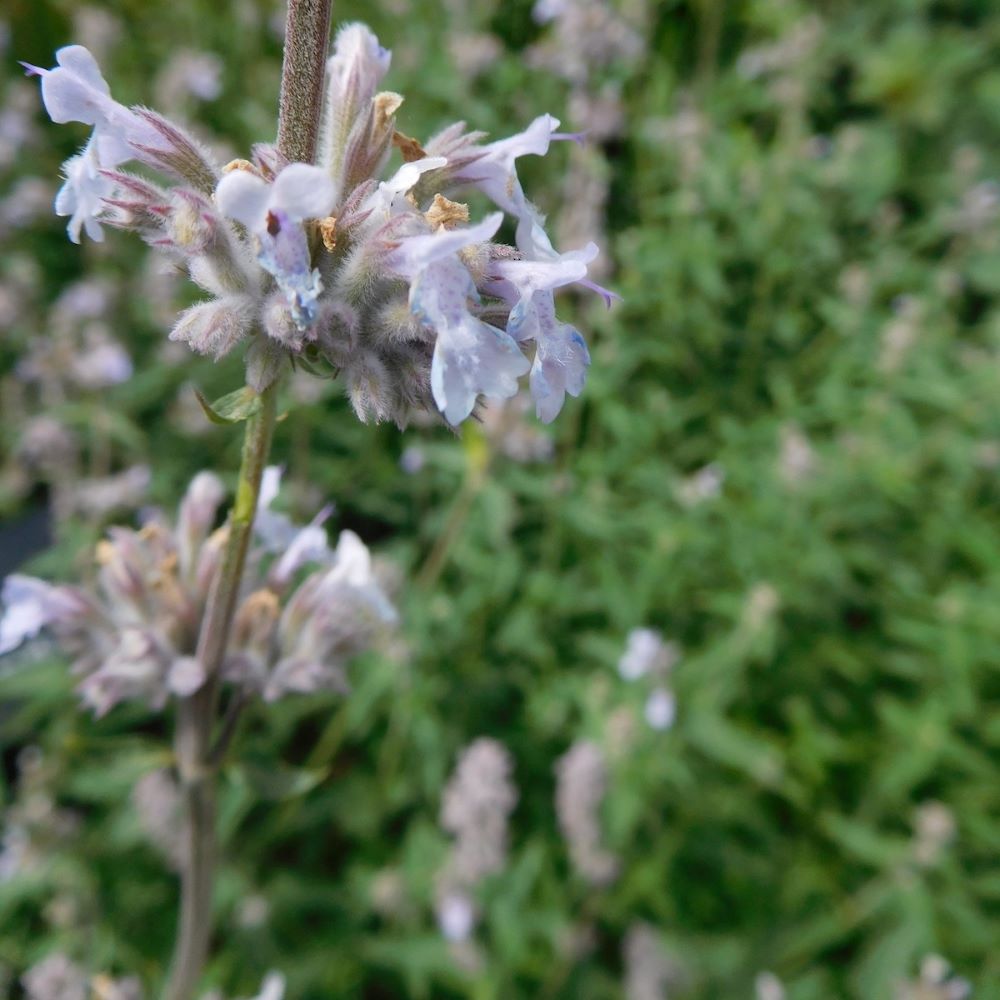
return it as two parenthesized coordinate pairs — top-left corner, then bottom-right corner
(162, 0), (332, 990)
(277, 0), (333, 165)
(163, 383), (278, 1000)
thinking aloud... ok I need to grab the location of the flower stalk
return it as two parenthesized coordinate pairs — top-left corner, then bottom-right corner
(164, 381), (278, 1000)
(278, 0), (333, 165)
(163, 1), (332, 995)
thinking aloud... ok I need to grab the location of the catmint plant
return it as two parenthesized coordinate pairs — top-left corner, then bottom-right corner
(2, 0), (613, 994)
(22, 20), (610, 427)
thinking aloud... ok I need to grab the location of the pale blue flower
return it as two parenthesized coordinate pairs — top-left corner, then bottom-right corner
(53, 136), (113, 242)
(216, 164), (336, 329)
(452, 114), (578, 237)
(24, 45), (165, 241)
(490, 233), (598, 422)
(389, 213), (531, 424)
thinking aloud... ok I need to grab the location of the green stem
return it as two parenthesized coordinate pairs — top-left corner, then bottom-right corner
(162, 384), (278, 1000)
(162, 0), (332, 990)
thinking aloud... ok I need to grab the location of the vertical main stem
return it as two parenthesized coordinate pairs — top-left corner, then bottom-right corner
(162, 1), (332, 993)
(277, 0), (333, 165)
(163, 384), (278, 1000)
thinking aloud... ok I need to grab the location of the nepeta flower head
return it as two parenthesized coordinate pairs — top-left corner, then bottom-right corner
(0, 468), (395, 715)
(29, 24), (615, 426)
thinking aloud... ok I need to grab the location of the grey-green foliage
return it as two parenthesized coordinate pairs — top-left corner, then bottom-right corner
(3, 0), (1000, 997)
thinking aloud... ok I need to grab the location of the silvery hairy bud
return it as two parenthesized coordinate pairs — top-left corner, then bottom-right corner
(169, 295), (256, 359)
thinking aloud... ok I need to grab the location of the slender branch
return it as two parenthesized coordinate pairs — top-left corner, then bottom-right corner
(163, 383), (277, 1000)
(277, 0), (333, 164)
(208, 689), (249, 769)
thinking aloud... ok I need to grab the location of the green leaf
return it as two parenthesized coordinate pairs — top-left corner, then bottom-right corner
(235, 761), (327, 801)
(194, 385), (262, 425)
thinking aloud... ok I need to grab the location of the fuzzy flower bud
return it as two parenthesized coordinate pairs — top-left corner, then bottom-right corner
(169, 295), (256, 359)
(323, 23), (392, 197)
(1, 470), (394, 715)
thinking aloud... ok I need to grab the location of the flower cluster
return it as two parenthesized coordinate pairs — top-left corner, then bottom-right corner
(0, 747), (80, 884)
(554, 740), (618, 886)
(622, 922), (679, 1000)
(21, 954), (141, 1000)
(895, 956), (971, 1000)
(19, 954), (282, 1000)
(27, 25), (612, 427)
(435, 738), (518, 943)
(0, 468), (395, 715)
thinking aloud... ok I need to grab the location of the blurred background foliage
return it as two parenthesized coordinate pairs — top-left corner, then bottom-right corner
(2, 0), (1000, 997)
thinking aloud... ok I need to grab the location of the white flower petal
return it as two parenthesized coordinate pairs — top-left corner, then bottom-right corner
(272, 524), (331, 585)
(645, 687), (677, 731)
(167, 656), (206, 697)
(215, 169), (271, 227)
(387, 211), (502, 280)
(253, 972), (287, 1000)
(272, 163), (336, 221)
(40, 58), (112, 126)
(55, 45), (110, 93)
(437, 892), (476, 942)
(369, 156), (448, 218)
(0, 576), (52, 654)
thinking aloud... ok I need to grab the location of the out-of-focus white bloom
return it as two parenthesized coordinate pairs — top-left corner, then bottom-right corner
(248, 973), (286, 1000)
(644, 687), (676, 731)
(399, 445), (426, 474)
(254, 466), (331, 566)
(530, 0), (646, 86)
(677, 463), (724, 506)
(895, 955), (970, 1000)
(479, 394), (554, 463)
(623, 922), (679, 1000)
(742, 582), (780, 632)
(71, 465), (150, 519)
(778, 423), (816, 486)
(447, 32), (502, 79)
(912, 801), (957, 868)
(90, 972), (144, 1000)
(436, 890), (476, 942)
(436, 739), (517, 942)
(755, 971), (786, 1000)
(235, 893), (271, 929)
(155, 50), (223, 108)
(0, 575), (87, 656)
(21, 953), (88, 1000)
(132, 769), (186, 870)
(618, 628), (679, 681)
